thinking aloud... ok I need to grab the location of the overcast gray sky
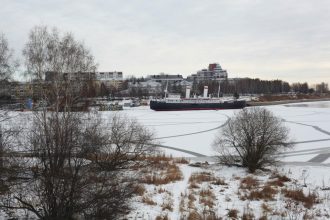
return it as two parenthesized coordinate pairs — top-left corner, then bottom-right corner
(1, 0), (330, 84)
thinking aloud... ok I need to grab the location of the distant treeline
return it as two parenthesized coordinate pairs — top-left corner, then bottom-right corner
(118, 77), (329, 98)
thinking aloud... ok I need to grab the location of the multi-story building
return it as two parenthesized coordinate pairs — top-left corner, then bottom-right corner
(94, 71), (123, 90)
(45, 71), (124, 92)
(147, 73), (183, 83)
(96, 71), (123, 81)
(187, 63), (228, 82)
(45, 71), (123, 81)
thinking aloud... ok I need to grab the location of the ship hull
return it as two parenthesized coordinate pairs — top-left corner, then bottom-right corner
(150, 100), (246, 111)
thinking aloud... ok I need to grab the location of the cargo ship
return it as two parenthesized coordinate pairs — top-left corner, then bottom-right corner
(150, 86), (246, 111)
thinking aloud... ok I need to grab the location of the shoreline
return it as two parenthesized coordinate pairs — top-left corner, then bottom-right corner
(247, 97), (330, 106)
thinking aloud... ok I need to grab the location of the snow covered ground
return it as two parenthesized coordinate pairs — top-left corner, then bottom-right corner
(113, 101), (330, 219)
(127, 160), (330, 219)
(2, 101), (330, 219)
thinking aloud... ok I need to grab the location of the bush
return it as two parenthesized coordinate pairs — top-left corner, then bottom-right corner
(213, 107), (292, 173)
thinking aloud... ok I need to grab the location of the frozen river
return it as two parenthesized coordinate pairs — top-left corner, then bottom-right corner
(5, 101), (330, 164)
(121, 101), (330, 164)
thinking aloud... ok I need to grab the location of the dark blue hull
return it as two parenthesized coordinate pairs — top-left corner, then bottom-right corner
(150, 100), (246, 111)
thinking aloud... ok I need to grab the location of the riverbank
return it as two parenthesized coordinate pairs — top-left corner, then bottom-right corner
(247, 97), (330, 106)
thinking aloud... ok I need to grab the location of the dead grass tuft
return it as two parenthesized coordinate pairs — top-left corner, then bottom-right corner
(187, 211), (201, 220)
(158, 187), (166, 193)
(189, 182), (200, 189)
(186, 211), (221, 220)
(272, 173), (291, 182)
(141, 153), (172, 163)
(261, 203), (272, 213)
(267, 173), (291, 187)
(283, 188), (318, 209)
(133, 184), (146, 196)
(212, 178), (227, 186)
(155, 214), (170, 220)
(199, 189), (216, 208)
(142, 195), (157, 206)
(140, 163), (183, 185)
(240, 176), (259, 190)
(188, 192), (196, 209)
(161, 200), (174, 212)
(199, 189), (215, 198)
(247, 185), (277, 201)
(242, 212), (255, 220)
(227, 209), (239, 218)
(189, 172), (216, 183)
(258, 216), (268, 220)
(174, 157), (190, 164)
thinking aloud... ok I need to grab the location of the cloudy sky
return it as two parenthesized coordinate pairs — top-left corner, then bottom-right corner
(1, 0), (330, 84)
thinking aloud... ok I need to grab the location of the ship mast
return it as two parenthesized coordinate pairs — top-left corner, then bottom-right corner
(164, 80), (168, 99)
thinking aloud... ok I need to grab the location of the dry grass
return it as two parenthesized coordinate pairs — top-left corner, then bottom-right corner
(199, 189), (216, 208)
(188, 192), (196, 201)
(140, 163), (183, 185)
(133, 184), (146, 196)
(155, 214), (170, 220)
(189, 172), (226, 189)
(179, 194), (186, 213)
(259, 216), (268, 220)
(187, 211), (201, 220)
(212, 178), (227, 186)
(261, 203), (272, 213)
(158, 187), (166, 194)
(141, 153), (173, 163)
(174, 157), (190, 164)
(142, 195), (157, 206)
(267, 173), (291, 187)
(188, 192), (196, 209)
(283, 188), (318, 209)
(272, 173), (291, 182)
(161, 200), (174, 211)
(199, 189), (215, 198)
(246, 185), (277, 201)
(266, 179), (286, 187)
(242, 212), (255, 220)
(186, 211), (221, 220)
(189, 181), (200, 189)
(189, 172), (216, 183)
(240, 176), (259, 190)
(227, 209), (239, 218)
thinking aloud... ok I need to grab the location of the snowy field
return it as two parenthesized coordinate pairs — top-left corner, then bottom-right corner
(2, 101), (330, 219)
(121, 102), (330, 219)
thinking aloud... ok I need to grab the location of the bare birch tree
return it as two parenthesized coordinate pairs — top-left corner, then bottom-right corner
(213, 107), (292, 173)
(0, 26), (154, 220)
(23, 25), (96, 81)
(0, 33), (18, 82)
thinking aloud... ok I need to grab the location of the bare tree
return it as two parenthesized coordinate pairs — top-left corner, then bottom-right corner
(23, 26), (96, 81)
(1, 102), (154, 219)
(1, 25), (154, 219)
(315, 82), (329, 94)
(93, 114), (154, 171)
(0, 110), (22, 199)
(0, 33), (18, 82)
(23, 25), (98, 108)
(213, 107), (292, 173)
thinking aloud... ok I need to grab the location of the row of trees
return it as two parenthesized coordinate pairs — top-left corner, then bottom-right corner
(190, 79), (328, 97)
(120, 78), (329, 99)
